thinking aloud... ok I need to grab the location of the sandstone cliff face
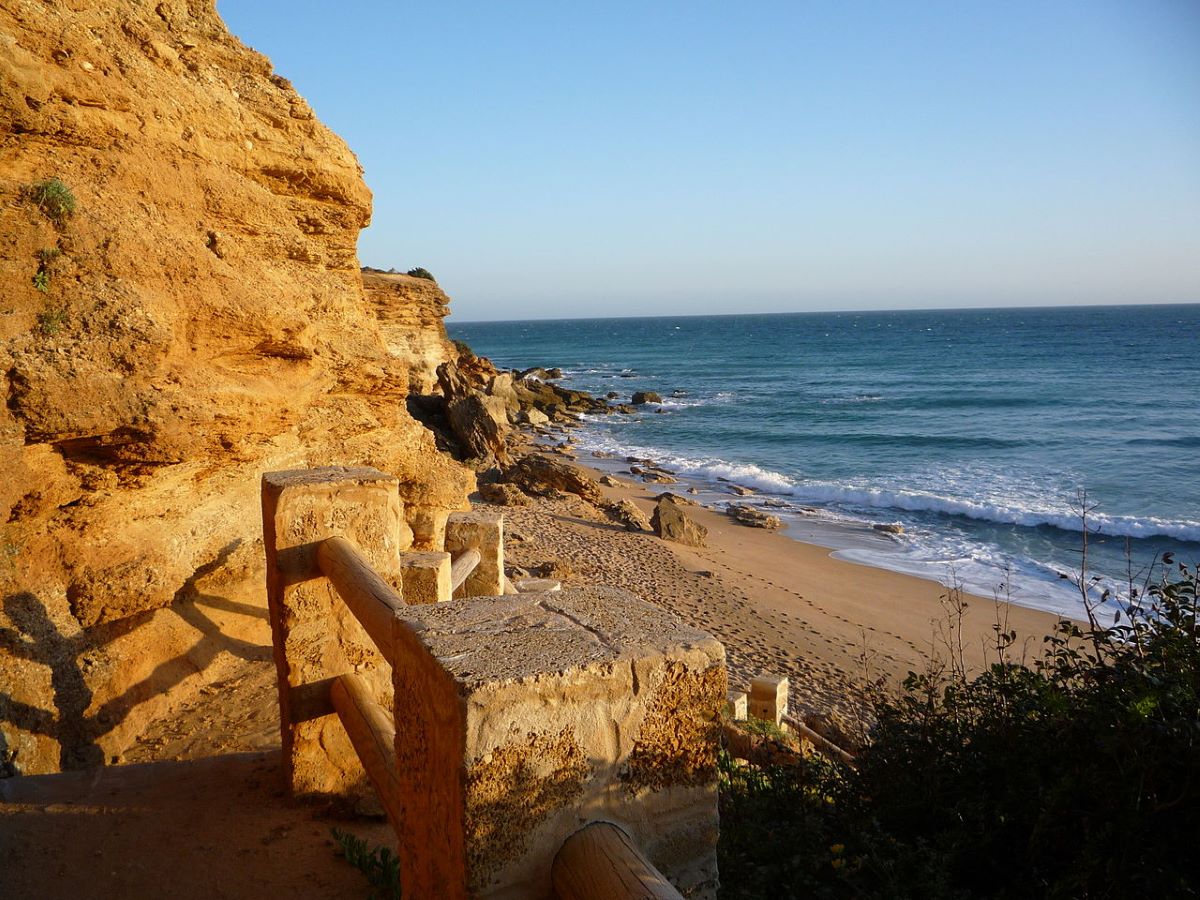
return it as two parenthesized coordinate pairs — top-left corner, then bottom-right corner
(0, 0), (472, 774)
(362, 271), (455, 394)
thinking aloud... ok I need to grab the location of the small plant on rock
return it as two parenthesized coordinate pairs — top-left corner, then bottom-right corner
(25, 177), (77, 226)
(406, 266), (435, 281)
(37, 306), (67, 336)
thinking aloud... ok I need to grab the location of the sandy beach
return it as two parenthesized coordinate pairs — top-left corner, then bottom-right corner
(495, 443), (1067, 742)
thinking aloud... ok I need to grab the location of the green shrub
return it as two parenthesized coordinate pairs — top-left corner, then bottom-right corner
(406, 267), (435, 281)
(719, 559), (1200, 898)
(451, 338), (474, 358)
(31, 270), (50, 293)
(331, 828), (401, 899)
(26, 177), (76, 226)
(36, 306), (66, 335)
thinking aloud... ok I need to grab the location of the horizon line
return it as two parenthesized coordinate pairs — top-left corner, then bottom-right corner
(446, 299), (1200, 326)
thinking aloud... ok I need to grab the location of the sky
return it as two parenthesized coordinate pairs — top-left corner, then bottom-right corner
(219, 1), (1200, 321)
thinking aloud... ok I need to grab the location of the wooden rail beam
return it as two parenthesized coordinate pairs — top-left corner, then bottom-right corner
(552, 822), (685, 900)
(330, 673), (403, 833)
(449, 548), (482, 593)
(316, 536), (404, 661)
(782, 714), (857, 768)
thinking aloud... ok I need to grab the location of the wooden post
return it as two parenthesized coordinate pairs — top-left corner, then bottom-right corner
(261, 466), (407, 797)
(552, 822), (686, 900)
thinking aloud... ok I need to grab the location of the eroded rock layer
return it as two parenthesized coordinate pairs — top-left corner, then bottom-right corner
(0, 0), (472, 773)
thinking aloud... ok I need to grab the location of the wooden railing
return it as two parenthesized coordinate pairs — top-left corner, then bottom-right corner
(553, 823), (685, 900)
(262, 467), (713, 900)
(449, 548), (481, 593)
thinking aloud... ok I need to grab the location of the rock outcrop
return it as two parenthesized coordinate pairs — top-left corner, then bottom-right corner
(725, 503), (784, 530)
(361, 270), (455, 394)
(651, 496), (708, 547)
(503, 455), (605, 506)
(605, 499), (652, 533)
(0, 1), (472, 774)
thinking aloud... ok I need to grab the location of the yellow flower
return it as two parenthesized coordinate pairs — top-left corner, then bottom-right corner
(829, 843), (845, 855)
(831, 858), (846, 870)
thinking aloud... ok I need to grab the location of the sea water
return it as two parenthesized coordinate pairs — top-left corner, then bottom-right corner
(450, 305), (1200, 620)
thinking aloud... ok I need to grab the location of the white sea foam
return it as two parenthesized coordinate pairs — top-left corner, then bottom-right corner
(574, 430), (1200, 542)
(786, 483), (1200, 542)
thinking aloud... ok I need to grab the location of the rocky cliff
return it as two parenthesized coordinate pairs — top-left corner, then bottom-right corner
(362, 270), (455, 394)
(0, 0), (472, 774)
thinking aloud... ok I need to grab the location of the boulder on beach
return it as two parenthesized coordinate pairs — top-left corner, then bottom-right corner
(872, 522), (905, 535)
(655, 491), (697, 506)
(478, 482), (531, 506)
(599, 474), (620, 487)
(632, 391), (663, 405)
(651, 495), (707, 547)
(503, 454), (604, 505)
(727, 484), (755, 496)
(725, 503), (783, 530)
(605, 498), (652, 532)
(640, 471), (678, 484)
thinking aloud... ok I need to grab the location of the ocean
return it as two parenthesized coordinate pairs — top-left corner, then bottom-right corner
(449, 304), (1200, 621)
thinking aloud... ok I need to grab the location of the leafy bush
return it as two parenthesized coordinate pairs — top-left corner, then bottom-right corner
(406, 267), (435, 281)
(26, 177), (76, 225)
(36, 307), (66, 335)
(451, 338), (474, 358)
(331, 828), (401, 899)
(719, 560), (1200, 898)
(31, 270), (50, 293)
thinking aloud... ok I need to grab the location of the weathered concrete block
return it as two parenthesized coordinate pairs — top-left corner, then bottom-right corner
(444, 509), (504, 598)
(726, 690), (748, 721)
(396, 551), (452, 604)
(391, 585), (726, 899)
(261, 466), (406, 797)
(749, 675), (788, 726)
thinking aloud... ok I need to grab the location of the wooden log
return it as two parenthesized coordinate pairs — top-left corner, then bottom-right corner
(330, 673), (403, 833)
(317, 536), (404, 660)
(782, 714), (857, 768)
(502, 574), (521, 595)
(552, 822), (684, 900)
(449, 548), (481, 593)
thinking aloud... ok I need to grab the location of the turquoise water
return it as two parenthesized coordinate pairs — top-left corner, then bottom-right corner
(450, 305), (1200, 619)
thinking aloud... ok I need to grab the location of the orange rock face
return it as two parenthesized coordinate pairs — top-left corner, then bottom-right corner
(0, 1), (471, 773)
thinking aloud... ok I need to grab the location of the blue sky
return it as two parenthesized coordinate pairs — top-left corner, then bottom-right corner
(219, 1), (1200, 321)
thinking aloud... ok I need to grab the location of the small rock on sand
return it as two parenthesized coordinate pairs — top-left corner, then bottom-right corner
(651, 496), (707, 547)
(725, 503), (783, 530)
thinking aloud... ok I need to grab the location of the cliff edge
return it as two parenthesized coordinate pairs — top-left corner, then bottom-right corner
(0, 0), (472, 774)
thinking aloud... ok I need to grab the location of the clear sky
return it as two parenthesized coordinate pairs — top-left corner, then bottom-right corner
(219, 1), (1200, 321)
